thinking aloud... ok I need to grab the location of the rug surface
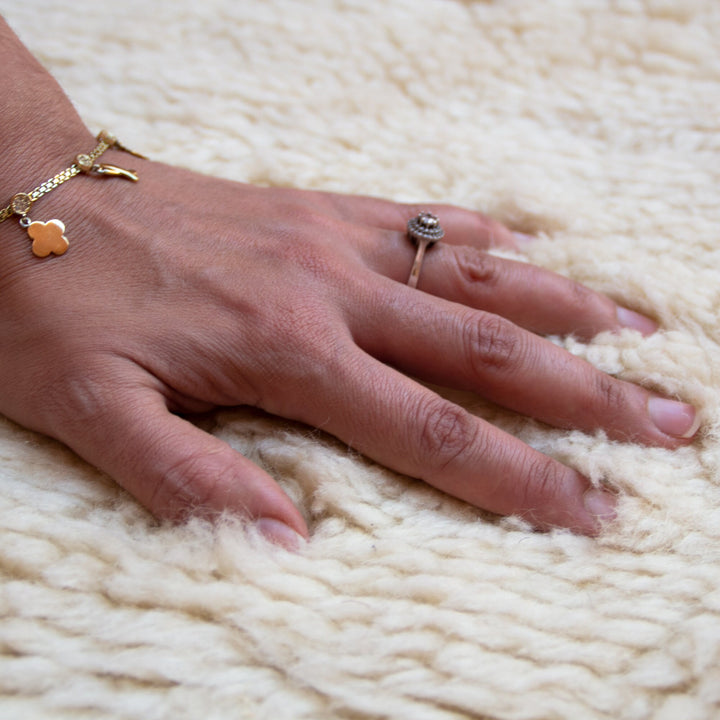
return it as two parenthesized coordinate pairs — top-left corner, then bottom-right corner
(1, 1), (720, 718)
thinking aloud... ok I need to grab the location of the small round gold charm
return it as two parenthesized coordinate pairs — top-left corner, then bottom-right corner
(75, 153), (94, 172)
(10, 193), (33, 217)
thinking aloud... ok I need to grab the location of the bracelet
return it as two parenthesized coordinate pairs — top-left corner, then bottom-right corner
(0, 130), (144, 257)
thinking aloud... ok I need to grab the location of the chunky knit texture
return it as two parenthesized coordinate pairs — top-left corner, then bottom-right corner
(2, 1), (720, 718)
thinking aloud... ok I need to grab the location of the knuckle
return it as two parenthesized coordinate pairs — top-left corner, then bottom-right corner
(524, 455), (564, 508)
(270, 333), (354, 412)
(277, 306), (345, 361)
(513, 454), (567, 525)
(415, 397), (479, 472)
(291, 204), (339, 241)
(464, 312), (523, 374)
(592, 372), (628, 416)
(263, 205), (346, 277)
(566, 279), (603, 316)
(42, 363), (113, 432)
(567, 280), (618, 331)
(150, 447), (230, 519)
(453, 247), (500, 288)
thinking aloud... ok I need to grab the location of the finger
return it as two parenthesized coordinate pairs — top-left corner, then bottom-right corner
(326, 193), (655, 339)
(415, 244), (658, 339)
(341, 209), (656, 340)
(278, 349), (616, 535)
(354, 284), (699, 448)
(318, 191), (520, 250)
(52, 374), (308, 549)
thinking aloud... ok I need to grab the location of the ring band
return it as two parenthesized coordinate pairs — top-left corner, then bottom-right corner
(406, 212), (444, 288)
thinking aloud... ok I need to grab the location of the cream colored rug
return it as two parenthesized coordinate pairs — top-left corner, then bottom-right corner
(2, 1), (720, 718)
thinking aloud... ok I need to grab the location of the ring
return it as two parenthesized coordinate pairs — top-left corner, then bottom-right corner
(406, 212), (444, 288)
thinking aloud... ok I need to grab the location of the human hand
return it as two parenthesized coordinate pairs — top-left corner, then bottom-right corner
(0, 151), (699, 548)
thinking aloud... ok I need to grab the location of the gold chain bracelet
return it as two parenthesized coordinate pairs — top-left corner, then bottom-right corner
(0, 130), (144, 257)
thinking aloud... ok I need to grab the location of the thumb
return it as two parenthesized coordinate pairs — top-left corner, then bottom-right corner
(58, 385), (309, 549)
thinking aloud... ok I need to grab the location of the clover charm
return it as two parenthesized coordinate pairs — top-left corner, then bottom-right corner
(27, 219), (69, 257)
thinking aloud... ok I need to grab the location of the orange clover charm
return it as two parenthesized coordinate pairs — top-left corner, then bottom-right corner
(27, 219), (69, 257)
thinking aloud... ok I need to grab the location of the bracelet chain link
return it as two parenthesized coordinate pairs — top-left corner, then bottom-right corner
(0, 131), (143, 257)
(0, 131), (141, 224)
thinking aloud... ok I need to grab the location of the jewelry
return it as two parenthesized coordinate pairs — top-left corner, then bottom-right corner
(0, 130), (144, 257)
(406, 212), (444, 288)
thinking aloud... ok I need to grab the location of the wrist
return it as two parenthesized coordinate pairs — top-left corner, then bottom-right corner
(0, 18), (96, 281)
(1, 140), (148, 276)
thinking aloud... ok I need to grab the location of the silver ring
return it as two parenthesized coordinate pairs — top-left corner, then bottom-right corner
(406, 212), (444, 288)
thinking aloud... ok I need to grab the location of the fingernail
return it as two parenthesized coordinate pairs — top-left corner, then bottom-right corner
(648, 397), (700, 439)
(583, 488), (617, 524)
(256, 518), (307, 551)
(616, 306), (658, 336)
(513, 231), (536, 248)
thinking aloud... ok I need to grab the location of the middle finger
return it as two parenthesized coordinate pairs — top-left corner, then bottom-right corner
(352, 280), (698, 448)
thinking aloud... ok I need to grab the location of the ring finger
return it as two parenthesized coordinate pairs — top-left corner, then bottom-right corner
(358, 209), (657, 340)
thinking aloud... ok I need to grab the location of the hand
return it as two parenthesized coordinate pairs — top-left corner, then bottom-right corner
(0, 154), (699, 547)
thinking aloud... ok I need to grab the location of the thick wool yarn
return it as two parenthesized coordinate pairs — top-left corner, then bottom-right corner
(1, 1), (719, 718)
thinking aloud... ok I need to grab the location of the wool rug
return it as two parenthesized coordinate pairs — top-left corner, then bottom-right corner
(1, 1), (720, 718)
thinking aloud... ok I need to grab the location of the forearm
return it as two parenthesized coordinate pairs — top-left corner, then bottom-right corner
(0, 17), (93, 187)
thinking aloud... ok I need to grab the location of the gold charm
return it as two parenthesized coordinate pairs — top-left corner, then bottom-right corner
(0, 131), (142, 257)
(75, 153), (95, 173)
(93, 163), (139, 182)
(27, 219), (69, 257)
(10, 193), (33, 216)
